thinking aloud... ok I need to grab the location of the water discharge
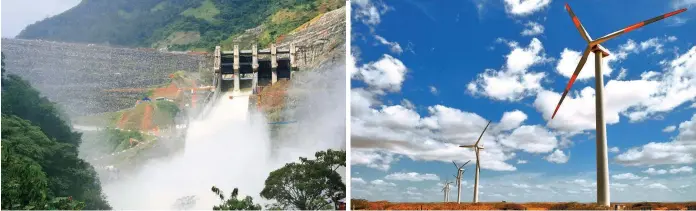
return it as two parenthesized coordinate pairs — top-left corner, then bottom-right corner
(100, 55), (346, 209)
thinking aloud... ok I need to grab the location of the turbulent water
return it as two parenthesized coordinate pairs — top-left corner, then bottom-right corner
(100, 54), (346, 209)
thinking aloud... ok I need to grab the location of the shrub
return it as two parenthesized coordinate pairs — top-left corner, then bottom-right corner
(351, 199), (369, 210)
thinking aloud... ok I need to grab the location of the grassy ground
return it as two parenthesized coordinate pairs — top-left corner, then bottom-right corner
(350, 200), (696, 210)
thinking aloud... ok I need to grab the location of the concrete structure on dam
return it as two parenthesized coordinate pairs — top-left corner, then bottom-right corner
(213, 44), (296, 93)
(1, 38), (211, 116)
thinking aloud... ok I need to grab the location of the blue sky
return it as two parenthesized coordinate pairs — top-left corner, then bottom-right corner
(350, 0), (696, 202)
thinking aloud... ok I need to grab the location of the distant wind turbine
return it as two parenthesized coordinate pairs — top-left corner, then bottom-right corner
(441, 180), (453, 202)
(452, 160), (471, 203)
(459, 120), (491, 203)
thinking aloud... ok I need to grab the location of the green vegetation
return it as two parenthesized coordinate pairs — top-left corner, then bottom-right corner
(181, 0), (219, 22)
(210, 186), (262, 210)
(1, 53), (111, 210)
(105, 128), (145, 152)
(18, 0), (344, 51)
(261, 149), (346, 210)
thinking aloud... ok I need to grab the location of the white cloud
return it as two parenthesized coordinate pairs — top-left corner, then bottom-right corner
(544, 149), (569, 164)
(555, 48), (616, 80)
(353, 0), (390, 27)
(616, 68), (628, 80)
(616, 113), (696, 166)
(609, 147), (620, 153)
(429, 86), (438, 95)
(469, 38), (550, 101)
(352, 54), (408, 92)
(669, 166), (694, 174)
(353, 177), (368, 184)
(536, 46), (696, 132)
(646, 183), (670, 190)
(503, 0), (552, 16)
(517, 159), (528, 164)
(512, 183), (530, 188)
(664, 125), (677, 132)
(497, 110), (528, 131)
(612, 173), (646, 180)
(385, 172), (440, 181)
(400, 99), (415, 110)
(500, 125), (558, 153)
(374, 35), (403, 54)
(351, 149), (397, 171)
(351, 102), (522, 171)
(672, 0), (696, 9)
(643, 168), (668, 175)
(521, 21), (544, 36)
(371, 179), (397, 187)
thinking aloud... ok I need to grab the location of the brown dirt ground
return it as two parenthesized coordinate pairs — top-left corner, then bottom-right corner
(350, 200), (696, 210)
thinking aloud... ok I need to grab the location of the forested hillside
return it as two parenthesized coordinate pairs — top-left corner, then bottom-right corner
(17, 0), (343, 51)
(1, 53), (111, 210)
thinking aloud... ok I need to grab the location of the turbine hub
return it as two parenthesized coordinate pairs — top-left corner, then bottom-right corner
(591, 44), (611, 58)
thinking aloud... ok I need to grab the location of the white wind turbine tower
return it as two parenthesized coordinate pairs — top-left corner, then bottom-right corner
(452, 160), (471, 203)
(459, 120), (491, 203)
(441, 180), (453, 202)
(552, 4), (687, 206)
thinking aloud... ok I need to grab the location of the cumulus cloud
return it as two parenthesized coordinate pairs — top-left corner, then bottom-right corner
(374, 35), (403, 54)
(544, 149), (569, 164)
(469, 38), (551, 101)
(500, 125), (559, 153)
(385, 172), (440, 181)
(503, 0), (552, 16)
(371, 179), (397, 187)
(352, 54), (408, 92)
(352, 177), (368, 184)
(521, 21), (544, 36)
(616, 113), (696, 166)
(536, 46), (696, 132)
(644, 168), (668, 175)
(669, 166), (694, 174)
(517, 159), (528, 164)
(497, 110), (528, 131)
(612, 173), (646, 180)
(646, 183), (670, 190)
(609, 147), (620, 153)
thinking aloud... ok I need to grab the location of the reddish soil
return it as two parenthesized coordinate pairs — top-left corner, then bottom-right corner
(350, 200), (696, 210)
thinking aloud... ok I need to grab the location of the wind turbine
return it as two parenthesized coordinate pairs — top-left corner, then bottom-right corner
(553, 3), (687, 206)
(441, 180), (452, 202)
(452, 160), (471, 203)
(459, 120), (491, 203)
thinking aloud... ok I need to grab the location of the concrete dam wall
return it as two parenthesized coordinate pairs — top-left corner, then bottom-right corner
(2, 38), (211, 116)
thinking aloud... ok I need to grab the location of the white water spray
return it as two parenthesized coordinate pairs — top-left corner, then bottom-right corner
(101, 54), (346, 209)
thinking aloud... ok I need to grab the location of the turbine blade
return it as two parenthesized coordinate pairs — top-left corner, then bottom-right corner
(592, 8), (687, 46)
(460, 145), (475, 148)
(564, 3), (592, 43)
(474, 120), (492, 146)
(463, 160), (471, 167)
(452, 161), (459, 169)
(552, 46), (591, 119)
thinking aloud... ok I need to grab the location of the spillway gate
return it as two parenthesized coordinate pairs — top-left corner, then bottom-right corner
(213, 44), (297, 93)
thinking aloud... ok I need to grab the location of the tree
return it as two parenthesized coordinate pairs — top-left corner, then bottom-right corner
(210, 186), (262, 210)
(260, 149), (346, 210)
(1, 115), (87, 210)
(1, 54), (111, 209)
